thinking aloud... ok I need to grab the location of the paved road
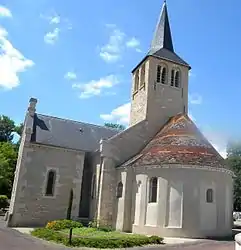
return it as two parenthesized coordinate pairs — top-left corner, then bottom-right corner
(0, 218), (235, 250)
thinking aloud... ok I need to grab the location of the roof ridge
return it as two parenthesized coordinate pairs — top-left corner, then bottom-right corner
(36, 113), (120, 132)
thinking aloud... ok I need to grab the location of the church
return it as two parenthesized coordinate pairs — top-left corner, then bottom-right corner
(8, 1), (234, 238)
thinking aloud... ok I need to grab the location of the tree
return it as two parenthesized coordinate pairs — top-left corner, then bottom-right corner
(226, 140), (241, 211)
(104, 123), (126, 131)
(0, 115), (15, 142)
(0, 142), (18, 197)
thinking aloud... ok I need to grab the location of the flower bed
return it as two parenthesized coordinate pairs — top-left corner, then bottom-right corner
(31, 219), (163, 248)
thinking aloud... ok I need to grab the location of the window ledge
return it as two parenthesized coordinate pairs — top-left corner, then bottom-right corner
(170, 85), (181, 90)
(139, 84), (145, 90)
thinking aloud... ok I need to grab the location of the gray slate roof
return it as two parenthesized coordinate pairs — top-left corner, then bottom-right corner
(30, 113), (119, 152)
(132, 1), (190, 72)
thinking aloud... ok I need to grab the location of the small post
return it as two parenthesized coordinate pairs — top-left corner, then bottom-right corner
(68, 228), (73, 245)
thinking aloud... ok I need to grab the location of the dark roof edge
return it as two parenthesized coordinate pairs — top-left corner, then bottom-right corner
(35, 113), (120, 133)
(131, 54), (191, 73)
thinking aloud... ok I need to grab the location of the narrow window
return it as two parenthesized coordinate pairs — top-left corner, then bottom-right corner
(140, 64), (145, 87)
(157, 65), (161, 83)
(117, 181), (123, 198)
(91, 174), (96, 199)
(134, 70), (139, 92)
(175, 70), (180, 88)
(161, 67), (167, 84)
(171, 69), (175, 86)
(149, 177), (158, 203)
(206, 189), (214, 203)
(45, 170), (56, 196)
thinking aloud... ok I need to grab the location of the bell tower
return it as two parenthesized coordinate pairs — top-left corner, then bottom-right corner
(129, 1), (191, 127)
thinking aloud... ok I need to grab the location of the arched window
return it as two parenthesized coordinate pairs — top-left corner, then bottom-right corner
(156, 65), (161, 83)
(206, 189), (214, 203)
(175, 70), (180, 88)
(149, 177), (158, 203)
(171, 69), (175, 86)
(140, 64), (145, 87)
(116, 181), (123, 198)
(45, 170), (56, 196)
(91, 174), (96, 199)
(161, 67), (167, 84)
(134, 70), (139, 92)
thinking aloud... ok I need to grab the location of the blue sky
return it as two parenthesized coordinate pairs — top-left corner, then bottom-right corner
(0, 0), (241, 157)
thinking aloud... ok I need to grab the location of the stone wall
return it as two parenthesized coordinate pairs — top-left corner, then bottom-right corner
(8, 143), (85, 227)
(129, 165), (233, 238)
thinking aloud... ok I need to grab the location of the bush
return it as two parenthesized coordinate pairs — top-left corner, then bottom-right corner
(31, 227), (163, 248)
(0, 195), (9, 210)
(46, 219), (83, 231)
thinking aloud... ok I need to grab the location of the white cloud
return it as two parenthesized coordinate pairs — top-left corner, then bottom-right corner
(100, 28), (125, 63)
(100, 102), (130, 125)
(126, 37), (141, 52)
(64, 71), (77, 80)
(44, 28), (60, 44)
(202, 129), (228, 159)
(189, 71), (196, 78)
(0, 6), (12, 18)
(189, 93), (203, 105)
(0, 27), (34, 89)
(72, 75), (119, 99)
(49, 14), (60, 24)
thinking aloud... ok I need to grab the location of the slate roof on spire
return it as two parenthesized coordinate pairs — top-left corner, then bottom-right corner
(148, 1), (190, 68)
(132, 1), (190, 72)
(121, 114), (228, 169)
(150, 1), (174, 54)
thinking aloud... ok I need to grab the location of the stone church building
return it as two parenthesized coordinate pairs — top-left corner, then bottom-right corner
(8, 1), (234, 238)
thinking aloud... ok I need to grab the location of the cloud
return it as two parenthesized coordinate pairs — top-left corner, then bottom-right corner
(99, 28), (125, 63)
(40, 13), (60, 24)
(0, 6), (12, 18)
(44, 28), (60, 44)
(189, 93), (203, 105)
(99, 25), (141, 63)
(100, 102), (130, 125)
(189, 71), (196, 78)
(202, 129), (228, 158)
(72, 75), (119, 99)
(0, 27), (34, 89)
(126, 37), (141, 52)
(49, 14), (60, 24)
(64, 71), (77, 80)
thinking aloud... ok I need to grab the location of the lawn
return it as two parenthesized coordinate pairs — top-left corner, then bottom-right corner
(31, 219), (163, 248)
(61, 227), (148, 239)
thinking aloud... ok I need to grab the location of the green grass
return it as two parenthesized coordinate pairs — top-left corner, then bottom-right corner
(32, 226), (163, 248)
(61, 227), (147, 239)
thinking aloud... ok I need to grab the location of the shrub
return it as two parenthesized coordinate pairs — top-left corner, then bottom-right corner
(46, 219), (83, 231)
(31, 227), (163, 248)
(0, 195), (9, 210)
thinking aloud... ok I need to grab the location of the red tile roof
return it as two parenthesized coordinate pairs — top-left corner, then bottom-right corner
(123, 114), (228, 169)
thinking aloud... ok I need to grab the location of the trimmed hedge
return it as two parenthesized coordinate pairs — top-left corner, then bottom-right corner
(31, 227), (163, 248)
(0, 195), (9, 210)
(46, 219), (83, 231)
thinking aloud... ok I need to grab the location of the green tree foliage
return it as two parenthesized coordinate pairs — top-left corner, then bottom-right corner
(104, 123), (126, 131)
(0, 115), (22, 197)
(0, 115), (15, 142)
(0, 142), (18, 197)
(226, 140), (241, 211)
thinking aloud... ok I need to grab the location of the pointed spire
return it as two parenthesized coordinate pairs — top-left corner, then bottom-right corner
(150, 0), (174, 54)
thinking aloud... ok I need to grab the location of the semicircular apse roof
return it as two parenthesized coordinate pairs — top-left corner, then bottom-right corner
(122, 114), (228, 169)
